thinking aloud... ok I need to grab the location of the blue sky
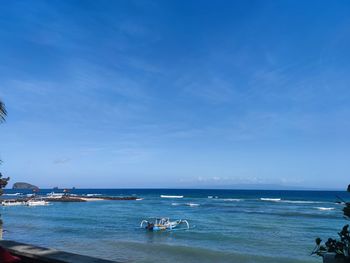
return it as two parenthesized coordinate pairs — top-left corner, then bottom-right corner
(1, 0), (350, 189)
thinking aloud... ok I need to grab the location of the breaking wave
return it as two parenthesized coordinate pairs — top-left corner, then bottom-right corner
(315, 207), (335, 211)
(171, 202), (200, 207)
(260, 198), (281, 202)
(161, 195), (184, 199)
(3, 193), (22, 196)
(260, 198), (323, 204)
(186, 203), (200, 207)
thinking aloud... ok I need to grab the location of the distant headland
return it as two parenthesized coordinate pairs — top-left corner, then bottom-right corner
(12, 182), (39, 190)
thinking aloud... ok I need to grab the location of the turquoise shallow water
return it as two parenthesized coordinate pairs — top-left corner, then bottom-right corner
(1, 189), (348, 262)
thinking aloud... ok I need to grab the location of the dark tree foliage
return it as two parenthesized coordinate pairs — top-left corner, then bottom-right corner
(0, 173), (9, 196)
(345, 203), (350, 219)
(345, 185), (350, 219)
(312, 186), (350, 262)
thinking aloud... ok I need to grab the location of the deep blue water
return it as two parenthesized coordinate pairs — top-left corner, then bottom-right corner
(1, 189), (349, 263)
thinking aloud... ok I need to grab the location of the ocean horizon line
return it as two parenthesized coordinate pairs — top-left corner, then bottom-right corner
(4, 186), (346, 191)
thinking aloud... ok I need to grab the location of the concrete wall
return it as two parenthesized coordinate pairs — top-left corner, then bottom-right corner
(0, 240), (120, 263)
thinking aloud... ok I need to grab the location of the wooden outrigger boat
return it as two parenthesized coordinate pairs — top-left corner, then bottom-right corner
(140, 217), (189, 231)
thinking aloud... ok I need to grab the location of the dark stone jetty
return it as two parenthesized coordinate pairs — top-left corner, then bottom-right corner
(2, 195), (139, 203)
(48, 196), (139, 202)
(45, 196), (86, 202)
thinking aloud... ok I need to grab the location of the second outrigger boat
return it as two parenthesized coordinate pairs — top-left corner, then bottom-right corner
(140, 217), (190, 231)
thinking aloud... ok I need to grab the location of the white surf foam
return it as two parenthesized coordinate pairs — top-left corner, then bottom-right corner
(86, 194), (102, 197)
(281, 200), (322, 204)
(186, 203), (200, 207)
(161, 195), (184, 199)
(315, 207), (335, 211)
(260, 198), (281, 202)
(221, 198), (242, 202)
(260, 198), (322, 204)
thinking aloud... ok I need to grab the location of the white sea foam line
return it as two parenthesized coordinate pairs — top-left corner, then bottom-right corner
(260, 198), (324, 204)
(80, 198), (105, 201)
(315, 207), (335, 211)
(335, 202), (346, 205)
(280, 200), (323, 204)
(186, 203), (200, 207)
(161, 195), (184, 198)
(221, 199), (242, 202)
(171, 202), (200, 207)
(260, 198), (281, 202)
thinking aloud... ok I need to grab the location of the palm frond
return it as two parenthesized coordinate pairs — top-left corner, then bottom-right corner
(0, 100), (7, 122)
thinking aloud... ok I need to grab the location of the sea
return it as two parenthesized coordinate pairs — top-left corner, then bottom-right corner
(1, 189), (349, 263)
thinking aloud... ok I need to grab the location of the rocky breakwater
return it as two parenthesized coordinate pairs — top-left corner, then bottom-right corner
(43, 195), (138, 202)
(2, 194), (139, 204)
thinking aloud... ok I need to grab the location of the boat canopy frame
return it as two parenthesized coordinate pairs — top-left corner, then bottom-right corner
(140, 217), (190, 231)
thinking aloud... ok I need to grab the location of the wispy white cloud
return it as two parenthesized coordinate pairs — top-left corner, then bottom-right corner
(2, 0), (350, 188)
(53, 158), (71, 164)
(178, 175), (305, 188)
(182, 75), (238, 104)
